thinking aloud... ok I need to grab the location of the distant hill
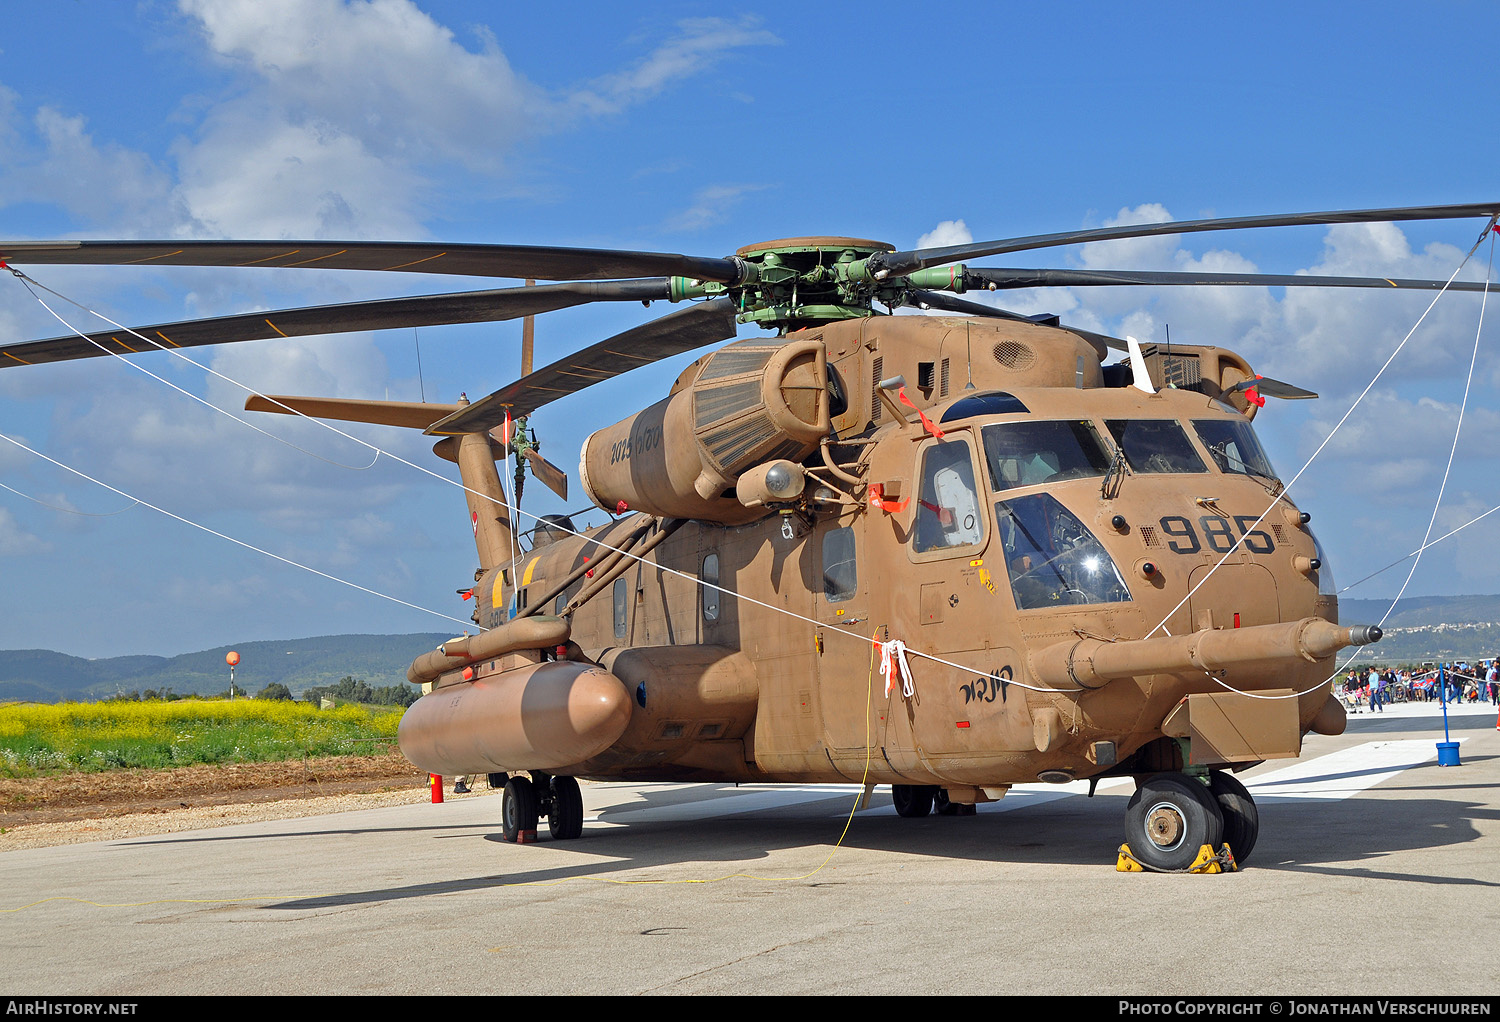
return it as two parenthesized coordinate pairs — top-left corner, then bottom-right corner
(1339, 594), (1500, 628)
(0, 633), (450, 703)
(1339, 595), (1500, 664)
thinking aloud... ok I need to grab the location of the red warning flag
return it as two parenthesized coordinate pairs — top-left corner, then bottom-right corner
(898, 387), (945, 439)
(1245, 375), (1266, 409)
(868, 483), (909, 514)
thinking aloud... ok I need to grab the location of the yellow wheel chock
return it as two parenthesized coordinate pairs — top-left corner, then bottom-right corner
(1116, 843), (1239, 873)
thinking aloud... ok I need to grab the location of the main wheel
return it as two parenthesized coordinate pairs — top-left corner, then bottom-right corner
(548, 776), (584, 840)
(891, 784), (935, 818)
(501, 776), (539, 843)
(1209, 771), (1260, 865)
(1124, 773), (1224, 871)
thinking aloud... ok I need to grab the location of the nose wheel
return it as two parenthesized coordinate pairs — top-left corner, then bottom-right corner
(1123, 772), (1225, 871)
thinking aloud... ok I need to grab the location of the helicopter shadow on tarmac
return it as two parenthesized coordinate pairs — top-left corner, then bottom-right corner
(251, 789), (1135, 911)
(253, 764), (1497, 910)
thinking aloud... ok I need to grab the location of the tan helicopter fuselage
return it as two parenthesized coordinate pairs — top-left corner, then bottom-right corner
(397, 314), (1350, 798)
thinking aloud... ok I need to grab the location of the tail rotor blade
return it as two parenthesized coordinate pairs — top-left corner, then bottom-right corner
(523, 449), (569, 501)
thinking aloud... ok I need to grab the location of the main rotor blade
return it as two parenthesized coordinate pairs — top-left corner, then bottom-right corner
(965, 267), (1500, 293)
(427, 298), (739, 434)
(0, 279), (672, 368)
(0, 240), (742, 284)
(875, 202), (1500, 277)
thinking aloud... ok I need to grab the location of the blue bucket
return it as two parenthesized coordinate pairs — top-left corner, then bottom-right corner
(1437, 741), (1462, 767)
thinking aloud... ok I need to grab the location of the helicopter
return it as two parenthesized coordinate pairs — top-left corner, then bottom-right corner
(2, 201), (1497, 871)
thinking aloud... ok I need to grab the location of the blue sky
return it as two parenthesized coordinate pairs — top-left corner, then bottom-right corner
(2, 0), (1499, 658)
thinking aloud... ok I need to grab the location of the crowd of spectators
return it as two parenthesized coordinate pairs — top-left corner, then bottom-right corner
(1340, 660), (1500, 711)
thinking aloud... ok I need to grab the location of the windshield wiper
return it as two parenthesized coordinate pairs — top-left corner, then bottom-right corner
(1100, 445), (1127, 499)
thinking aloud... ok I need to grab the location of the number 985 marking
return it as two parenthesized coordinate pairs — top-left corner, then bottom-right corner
(1158, 515), (1274, 555)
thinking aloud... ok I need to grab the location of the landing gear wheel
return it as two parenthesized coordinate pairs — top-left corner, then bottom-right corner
(487, 772), (508, 790)
(892, 784), (935, 818)
(1209, 771), (1259, 865)
(1124, 772), (1224, 871)
(548, 776), (584, 840)
(501, 776), (539, 843)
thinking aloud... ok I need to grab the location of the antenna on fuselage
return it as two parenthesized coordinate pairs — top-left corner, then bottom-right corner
(964, 322), (975, 390)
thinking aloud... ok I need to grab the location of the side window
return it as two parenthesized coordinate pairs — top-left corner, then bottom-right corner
(822, 526), (857, 602)
(913, 440), (984, 554)
(612, 578), (628, 638)
(554, 577), (582, 617)
(701, 553), (720, 622)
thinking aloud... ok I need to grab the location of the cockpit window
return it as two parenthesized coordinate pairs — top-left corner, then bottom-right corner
(1192, 418), (1278, 480)
(1104, 420), (1207, 474)
(1308, 527), (1336, 598)
(939, 391), (1029, 422)
(981, 420), (1112, 492)
(996, 492), (1132, 609)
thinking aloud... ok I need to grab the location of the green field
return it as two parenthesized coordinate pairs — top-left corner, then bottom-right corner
(0, 699), (404, 776)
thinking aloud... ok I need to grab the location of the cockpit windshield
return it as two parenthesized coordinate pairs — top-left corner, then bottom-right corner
(1104, 419), (1207, 474)
(981, 420), (1113, 492)
(1192, 418), (1279, 481)
(995, 492), (1132, 609)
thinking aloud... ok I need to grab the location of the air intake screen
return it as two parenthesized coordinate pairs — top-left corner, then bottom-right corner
(993, 340), (1036, 370)
(698, 346), (777, 382)
(695, 381), (761, 430)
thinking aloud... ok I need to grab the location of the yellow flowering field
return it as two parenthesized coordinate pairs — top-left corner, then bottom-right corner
(0, 699), (404, 775)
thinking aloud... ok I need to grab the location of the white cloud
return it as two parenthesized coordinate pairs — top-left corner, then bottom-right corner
(663, 183), (769, 233)
(1078, 203), (1184, 271)
(0, 106), (180, 234)
(44, 333), (421, 526)
(0, 506), (52, 556)
(180, 0), (538, 168)
(0, 2), (781, 243)
(571, 17), (780, 116)
(917, 220), (973, 249)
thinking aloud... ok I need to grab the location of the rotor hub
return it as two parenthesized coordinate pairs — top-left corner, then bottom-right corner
(734, 237), (893, 258)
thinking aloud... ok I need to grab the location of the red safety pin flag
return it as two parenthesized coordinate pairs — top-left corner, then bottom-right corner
(898, 387), (945, 439)
(868, 483), (909, 514)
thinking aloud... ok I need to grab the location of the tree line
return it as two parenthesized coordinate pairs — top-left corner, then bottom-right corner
(105, 675), (417, 707)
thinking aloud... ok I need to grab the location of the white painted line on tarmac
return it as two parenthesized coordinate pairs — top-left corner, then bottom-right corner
(1242, 739), (1462, 801)
(590, 784), (867, 826)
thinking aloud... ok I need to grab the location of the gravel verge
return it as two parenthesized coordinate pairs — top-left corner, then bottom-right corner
(0, 752), (499, 852)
